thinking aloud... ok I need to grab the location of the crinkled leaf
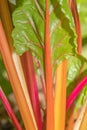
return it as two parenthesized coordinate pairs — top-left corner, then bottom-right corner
(67, 55), (86, 95)
(58, 0), (74, 26)
(67, 55), (84, 86)
(12, 0), (45, 69)
(12, 0), (76, 73)
(50, 0), (76, 74)
(67, 55), (87, 108)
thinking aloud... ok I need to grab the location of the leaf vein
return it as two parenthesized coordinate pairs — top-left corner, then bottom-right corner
(22, 10), (44, 48)
(52, 33), (68, 52)
(22, 32), (43, 49)
(34, 0), (45, 20)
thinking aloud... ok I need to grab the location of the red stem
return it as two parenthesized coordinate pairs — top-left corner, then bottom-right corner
(45, 0), (54, 130)
(68, 0), (82, 54)
(0, 88), (22, 130)
(20, 51), (42, 130)
(66, 76), (87, 111)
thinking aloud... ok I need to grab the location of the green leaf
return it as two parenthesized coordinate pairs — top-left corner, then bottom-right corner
(67, 56), (84, 86)
(12, 0), (45, 69)
(0, 56), (12, 96)
(67, 55), (86, 95)
(57, 0), (74, 26)
(75, 84), (87, 109)
(12, 0), (76, 73)
(67, 55), (87, 108)
(50, 0), (76, 74)
(76, 62), (87, 109)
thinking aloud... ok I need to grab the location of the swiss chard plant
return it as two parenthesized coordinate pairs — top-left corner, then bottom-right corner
(0, 0), (87, 130)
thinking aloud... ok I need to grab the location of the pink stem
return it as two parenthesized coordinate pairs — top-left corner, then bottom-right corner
(66, 76), (87, 111)
(0, 87), (22, 130)
(20, 51), (42, 130)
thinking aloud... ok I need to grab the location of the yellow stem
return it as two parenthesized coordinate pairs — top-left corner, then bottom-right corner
(54, 60), (67, 130)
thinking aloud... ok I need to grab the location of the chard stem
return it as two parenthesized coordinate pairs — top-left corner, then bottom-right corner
(0, 87), (22, 130)
(68, 0), (82, 54)
(0, 20), (36, 130)
(54, 60), (67, 130)
(66, 76), (87, 111)
(20, 51), (42, 130)
(45, 0), (54, 130)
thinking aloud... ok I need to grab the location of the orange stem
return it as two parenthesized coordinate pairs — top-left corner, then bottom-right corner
(45, 0), (54, 130)
(0, 0), (13, 49)
(0, 20), (36, 130)
(67, 105), (74, 130)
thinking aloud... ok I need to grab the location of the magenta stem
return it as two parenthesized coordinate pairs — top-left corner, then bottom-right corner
(0, 87), (22, 130)
(66, 76), (87, 111)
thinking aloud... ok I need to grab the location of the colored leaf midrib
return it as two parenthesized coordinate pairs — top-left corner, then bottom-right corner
(44, 0), (54, 130)
(12, 0), (76, 75)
